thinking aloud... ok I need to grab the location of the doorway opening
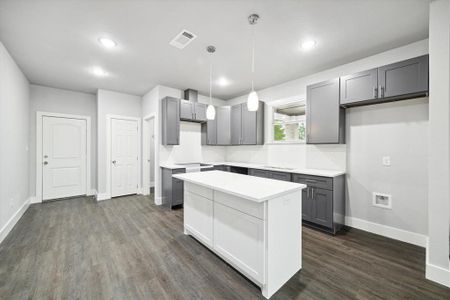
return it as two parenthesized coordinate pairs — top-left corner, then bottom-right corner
(143, 114), (157, 201)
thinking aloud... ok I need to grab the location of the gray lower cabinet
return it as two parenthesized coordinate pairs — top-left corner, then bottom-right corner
(180, 100), (207, 122)
(248, 168), (291, 181)
(292, 173), (345, 234)
(306, 78), (345, 144)
(340, 55), (429, 107)
(230, 102), (264, 145)
(161, 167), (185, 208)
(161, 97), (180, 145)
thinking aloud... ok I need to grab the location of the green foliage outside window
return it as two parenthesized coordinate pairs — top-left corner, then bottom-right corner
(274, 124), (286, 141)
(298, 122), (305, 140)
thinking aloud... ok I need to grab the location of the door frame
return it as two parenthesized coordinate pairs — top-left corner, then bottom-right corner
(106, 115), (142, 198)
(142, 113), (157, 197)
(36, 111), (92, 203)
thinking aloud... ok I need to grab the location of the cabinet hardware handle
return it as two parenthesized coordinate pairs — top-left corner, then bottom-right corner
(373, 87), (378, 98)
(311, 187), (314, 199)
(307, 187), (310, 199)
(379, 85), (384, 98)
(112, 160), (117, 165)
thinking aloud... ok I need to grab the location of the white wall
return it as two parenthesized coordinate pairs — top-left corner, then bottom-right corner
(29, 84), (97, 195)
(97, 89), (142, 197)
(426, 0), (450, 287)
(0, 41), (30, 242)
(142, 85), (227, 203)
(226, 39), (429, 240)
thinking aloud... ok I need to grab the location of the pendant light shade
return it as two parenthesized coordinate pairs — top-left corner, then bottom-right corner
(206, 104), (216, 120)
(206, 45), (216, 120)
(247, 14), (260, 112)
(247, 90), (259, 111)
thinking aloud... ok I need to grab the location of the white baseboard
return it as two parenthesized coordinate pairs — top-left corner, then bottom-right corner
(0, 197), (31, 245)
(425, 238), (450, 288)
(96, 193), (111, 201)
(345, 216), (427, 247)
(87, 189), (97, 196)
(29, 196), (40, 204)
(155, 196), (163, 205)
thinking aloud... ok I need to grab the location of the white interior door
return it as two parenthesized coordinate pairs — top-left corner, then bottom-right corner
(42, 116), (87, 200)
(111, 118), (139, 197)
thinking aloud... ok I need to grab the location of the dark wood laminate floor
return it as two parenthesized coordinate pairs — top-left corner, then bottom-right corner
(0, 195), (449, 300)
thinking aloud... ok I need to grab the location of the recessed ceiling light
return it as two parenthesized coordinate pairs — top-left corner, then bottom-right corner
(217, 77), (230, 87)
(98, 37), (117, 49)
(300, 40), (316, 51)
(91, 66), (108, 77)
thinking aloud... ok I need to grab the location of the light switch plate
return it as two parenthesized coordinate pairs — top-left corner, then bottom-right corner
(382, 156), (391, 166)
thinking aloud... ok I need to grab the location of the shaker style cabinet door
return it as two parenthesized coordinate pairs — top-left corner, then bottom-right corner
(161, 97), (180, 145)
(180, 100), (194, 120)
(306, 78), (343, 144)
(194, 103), (207, 122)
(378, 55), (429, 99)
(310, 188), (333, 228)
(230, 104), (242, 145)
(241, 104), (258, 145)
(206, 118), (217, 145)
(216, 106), (231, 145)
(340, 68), (378, 105)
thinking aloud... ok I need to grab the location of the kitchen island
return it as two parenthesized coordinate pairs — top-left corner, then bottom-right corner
(173, 170), (306, 298)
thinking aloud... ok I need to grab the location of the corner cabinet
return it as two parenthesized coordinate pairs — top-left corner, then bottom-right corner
(340, 55), (429, 107)
(230, 102), (264, 145)
(161, 97), (180, 145)
(306, 78), (345, 144)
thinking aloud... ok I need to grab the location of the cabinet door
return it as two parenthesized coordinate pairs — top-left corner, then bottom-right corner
(306, 78), (343, 144)
(302, 188), (312, 222)
(206, 118), (217, 145)
(172, 178), (184, 206)
(248, 168), (270, 178)
(180, 100), (194, 120)
(230, 104), (242, 145)
(184, 191), (213, 247)
(311, 188), (333, 228)
(217, 107), (231, 145)
(340, 68), (378, 105)
(378, 55), (428, 98)
(269, 171), (291, 182)
(241, 104), (257, 145)
(194, 103), (207, 122)
(213, 202), (264, 283)
(162, 97), (180, 145)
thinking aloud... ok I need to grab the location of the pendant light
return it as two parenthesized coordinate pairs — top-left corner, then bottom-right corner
(206, 45), (216, 120)
(247, 13), (260, 112)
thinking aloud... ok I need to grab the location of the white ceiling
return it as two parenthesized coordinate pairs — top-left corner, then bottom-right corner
(0, 0), (430, 99)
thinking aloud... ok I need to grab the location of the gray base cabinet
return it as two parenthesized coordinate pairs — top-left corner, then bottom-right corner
(293, 174), (345, 234)
(161, 167), (185, 208)
(248, 168), (291, 181)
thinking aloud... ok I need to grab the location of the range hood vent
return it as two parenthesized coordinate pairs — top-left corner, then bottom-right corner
(184, 89), (198, 102)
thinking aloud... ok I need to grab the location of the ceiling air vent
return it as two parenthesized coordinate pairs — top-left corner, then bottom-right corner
(169, 29), (197, 49)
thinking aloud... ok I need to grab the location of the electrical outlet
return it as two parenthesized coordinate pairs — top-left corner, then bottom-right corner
(382, 156), (391, 166)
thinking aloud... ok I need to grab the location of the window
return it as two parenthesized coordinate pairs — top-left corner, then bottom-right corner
(271, 100), (306, 143)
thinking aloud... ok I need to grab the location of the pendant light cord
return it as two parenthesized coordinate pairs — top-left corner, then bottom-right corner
(251, 25), (255, 92)
(209, 58), (213, 104)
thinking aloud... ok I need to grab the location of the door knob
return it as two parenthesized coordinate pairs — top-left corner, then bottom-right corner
(43, 161), (48, 165)
(44, 155), (48, 158)
(112, 160), (117, 165)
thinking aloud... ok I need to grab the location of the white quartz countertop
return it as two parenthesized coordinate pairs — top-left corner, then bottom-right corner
(161, 161), (345, 177)
(173, 170), (306, 202)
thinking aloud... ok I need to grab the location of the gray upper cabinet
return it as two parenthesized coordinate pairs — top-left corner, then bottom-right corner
(378, 55), (429, 99)
(180, 100), (207, 122)
(194, 103), (207, 122)
(307, 78), (345, 144)
(180, 99), (193, 120)
(230, 102), (264, 145)
(230, 104), (242, 145)
(339, 55), (429, 107)
(216, 106), (231, 145)
(340, 68), (378, 105)
(161, 97), (180, 145)
(202, 118), (217, 145)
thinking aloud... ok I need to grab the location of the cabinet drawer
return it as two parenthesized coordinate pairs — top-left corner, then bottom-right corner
(292, 174), (333, 190)
(269, 171), (291, 182)
(248, 168), (270, 178)
(214, 191), (264, 220)
(185, 182), (213, 199)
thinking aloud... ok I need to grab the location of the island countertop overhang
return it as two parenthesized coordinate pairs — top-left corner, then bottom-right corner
(173, 170), (306, 203)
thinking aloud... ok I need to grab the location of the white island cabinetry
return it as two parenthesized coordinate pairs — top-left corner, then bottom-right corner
(174, 171), (305, 299)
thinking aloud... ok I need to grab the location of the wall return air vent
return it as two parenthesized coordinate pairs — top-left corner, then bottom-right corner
(169, 29), (197, 49)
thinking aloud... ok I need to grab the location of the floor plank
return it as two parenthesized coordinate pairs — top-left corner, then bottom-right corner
(0, 195), (449, 299)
